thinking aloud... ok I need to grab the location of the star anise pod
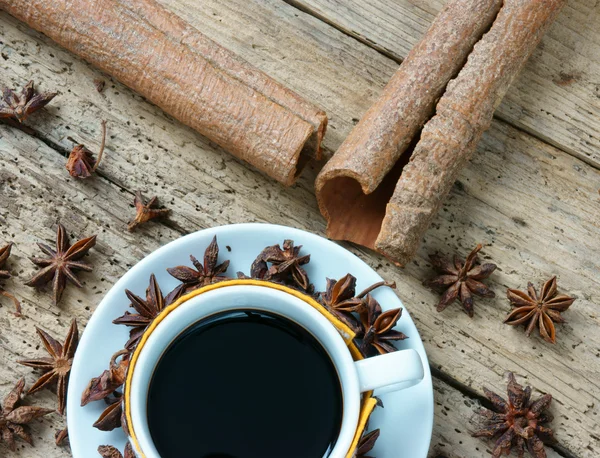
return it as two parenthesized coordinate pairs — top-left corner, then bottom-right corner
(25, 223), (97, 305)
(18, 319), (79, 415)
(113, 274), (172, 350)
(167, 236), (230, 296)
(0, 242), (21, 316)
(424, 243), (496, 317)
(473, 372), (556, 458)
(251, 239), (311, 291)
(319, 273), (396, 333)
(94, 393), (123, 431)
(127, 191), (170, 231)
(504, 277), (575, 344)
(359, 295), (407, 356)
(81, 350), (130, 406)
(66, 120), (107, 178)
(98, 443), (134, 458)
(0, 378), (54, 451)
(0, 80), (57, 123)
(355, 429), (380, 458)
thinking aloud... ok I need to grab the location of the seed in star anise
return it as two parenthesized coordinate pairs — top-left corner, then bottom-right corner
(113, 274), (175, 350)
(55, 426), (69, 446)
(26, 223), (97, 305)
(0, 242), (21, 316)
(359, 295), (407, 356)
(0, 378), (54, 451)
(504, 276), (575, 344)
(0, 80), (57, 123)
(424, 244), (496, 317)
(251, 239), (311, 291)
(18, 318), (79, 415)
(66, 120), (107, 178)
(98, 443), (135, 458)
(127, 191), (170, 231)
(472, 372), (556, 458)
(167, 235), (230, 297)
(319, 273), (395, 333)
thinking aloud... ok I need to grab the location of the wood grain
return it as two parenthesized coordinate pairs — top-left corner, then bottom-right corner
(285, 0), (600, 169)
(1, 0), (599, 456)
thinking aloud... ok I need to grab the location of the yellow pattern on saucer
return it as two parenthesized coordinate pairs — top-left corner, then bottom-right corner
(124, 279), (377, 458)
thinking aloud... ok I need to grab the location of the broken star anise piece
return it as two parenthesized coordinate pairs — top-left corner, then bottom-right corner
(355, 429), (380, 458)
(424, 243), (496, 317)
(98, 443), (135, 458)
(127, 191), (170, 231)
(81, 350), (130, 406)
(473, 372), (556, 458)
(18, 318), (79, 415)
(319, 273), (395, 333)
(504, 276), (575, 344)
(251, 239), (311, 291)
(0, 378), (54, 451)
(26, 223), (97, 305)
(359, 295), (407, 356)
(167, 235), (230, 296)
(113, 274), (170, 350)
(55, 426), (69, 446)
(66, 120), (107, 178)
(0, 242), (21, 316)
(0, 80), (57, 123)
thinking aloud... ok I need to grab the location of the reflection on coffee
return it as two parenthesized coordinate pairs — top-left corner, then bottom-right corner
(147, 309), (343, 458)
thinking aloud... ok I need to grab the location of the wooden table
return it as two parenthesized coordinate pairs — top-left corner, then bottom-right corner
(0, 1), (598, 457)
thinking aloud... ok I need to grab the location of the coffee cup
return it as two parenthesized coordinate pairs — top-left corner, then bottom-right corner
(125, 280), (424, 458)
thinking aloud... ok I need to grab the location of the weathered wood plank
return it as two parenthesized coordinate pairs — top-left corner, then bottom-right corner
(1, 0), (599, 456)
(284, 0), (600, 168)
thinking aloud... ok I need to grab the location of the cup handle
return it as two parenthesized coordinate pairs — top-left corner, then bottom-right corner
(354, 349), (424, 394)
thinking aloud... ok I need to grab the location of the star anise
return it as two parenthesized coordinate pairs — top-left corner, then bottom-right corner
(251, 239), (311, 291)
(319, 273), (395, 333)
(504, 277), (575, 344)
(0, 242), (21, 316)
(0, 80), (57, 123)
(66, 120), (107, 178)
(0, 378), (54, 451)
(127, 191), (170, 231)
(18, 318), (79, 415)
(424, 244), (496, 317)
(98, 443), (134, 458)
(26, 223), (97, 305)
(81, 350), (130, 406)
(113, 274), (173, 350)
(359, 295), (407, 356)
(355, 429), (380, 458)
(94, 393), (123, 431)
(167, 236), (230, 296)
(473, 372), (556, 458)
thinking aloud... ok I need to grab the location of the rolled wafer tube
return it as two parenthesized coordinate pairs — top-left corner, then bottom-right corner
(0, 0), (327, 185)
(315, 0), (503, 246)
(376, 0), (567, 265)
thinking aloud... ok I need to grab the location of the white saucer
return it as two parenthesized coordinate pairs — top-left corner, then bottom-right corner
(67, 223), (433, 457)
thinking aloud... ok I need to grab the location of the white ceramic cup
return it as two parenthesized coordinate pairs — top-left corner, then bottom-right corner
(127, 284), (424, 458)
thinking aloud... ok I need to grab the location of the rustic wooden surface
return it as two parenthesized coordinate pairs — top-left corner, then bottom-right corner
(0, 0), (598, 457)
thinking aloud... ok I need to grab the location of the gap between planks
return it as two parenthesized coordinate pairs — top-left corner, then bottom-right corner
(280, 0), (600, 172)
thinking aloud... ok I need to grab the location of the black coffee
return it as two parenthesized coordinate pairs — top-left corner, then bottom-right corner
(147, 309), (343, 458)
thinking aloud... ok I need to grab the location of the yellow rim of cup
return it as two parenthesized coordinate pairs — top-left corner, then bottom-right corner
(124, 278), (374, 458)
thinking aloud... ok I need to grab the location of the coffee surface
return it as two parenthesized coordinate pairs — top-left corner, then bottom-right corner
(147, 309), (343, 458)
